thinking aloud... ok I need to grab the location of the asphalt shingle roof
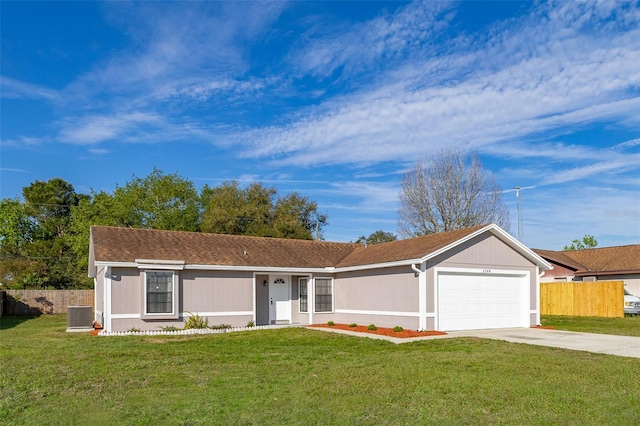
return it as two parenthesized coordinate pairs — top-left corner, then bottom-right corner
(90, 224), (488, 269)
(534, 245), (640, 275)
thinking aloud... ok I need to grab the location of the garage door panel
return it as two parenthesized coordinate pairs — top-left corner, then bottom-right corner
(437, 272), (528, 331)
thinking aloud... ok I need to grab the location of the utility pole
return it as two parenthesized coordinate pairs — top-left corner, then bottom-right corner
(514, 186), (523, 242)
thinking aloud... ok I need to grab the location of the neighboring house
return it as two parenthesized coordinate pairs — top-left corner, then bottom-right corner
(535, 245), (640, 296)
(89, 223), (551, 333)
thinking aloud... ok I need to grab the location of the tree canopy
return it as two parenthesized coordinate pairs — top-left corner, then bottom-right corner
(355, 230), (397, 245)
(0, 171), (328, 289)
(0, 179), (82, 289)
(563, 235), (598, 251)
(200, 181), (326, 239)
(397, 149), (510, 237)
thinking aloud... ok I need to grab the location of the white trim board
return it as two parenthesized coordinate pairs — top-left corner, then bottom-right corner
(335, 309), (419, 317)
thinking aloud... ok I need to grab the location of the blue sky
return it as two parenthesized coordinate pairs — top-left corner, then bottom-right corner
(1, 0), (639, 249)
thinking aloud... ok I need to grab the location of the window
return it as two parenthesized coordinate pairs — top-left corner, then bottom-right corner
(299, 278), (308, 313)
(314, 278), (333, 312)
(146, 271), (174, 314)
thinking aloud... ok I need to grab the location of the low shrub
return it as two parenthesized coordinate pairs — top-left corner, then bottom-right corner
(161, 325), (180, 331)
(367, 324), (377, 331)
(327, 321), (335, 326)
(393, 326), (404, 332)
(184, 312), (209, 329)
(127, 327), (140, 332)
(246, 320), (255, 327)
(348, 323), (357, 327)
(209, 323), (232, 330)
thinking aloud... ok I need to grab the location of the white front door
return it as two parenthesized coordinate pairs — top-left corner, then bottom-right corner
(269, 275), (291, 324)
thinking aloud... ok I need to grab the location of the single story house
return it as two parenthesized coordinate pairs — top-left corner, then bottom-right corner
(534, 245), (640, 296)
(89, 223), (551, 333)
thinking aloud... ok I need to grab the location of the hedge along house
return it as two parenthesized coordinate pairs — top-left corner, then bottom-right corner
(88, 224), (551, 333)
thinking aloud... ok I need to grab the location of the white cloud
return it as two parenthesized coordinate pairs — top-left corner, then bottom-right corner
(288, 1), (454, 79)
(614, 137), (640, 149)
(227, 2), (640, 174)
(58, 112), (162, 145)
(0, 76), (59, 101)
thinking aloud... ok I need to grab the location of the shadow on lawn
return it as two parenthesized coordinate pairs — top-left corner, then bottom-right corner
(0, 314), (42, 330)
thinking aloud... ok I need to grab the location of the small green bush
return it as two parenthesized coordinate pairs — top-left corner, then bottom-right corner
(184, 312), (209, 329)
(367, 324), (377, 331)
(348, 323), (357, 327)
(393, 326), (404, 332)
(161, 325), (180, 331)
(127, 327), (140, 332)
(209, 323), (231, 330)
(327, 321), (335, 326)
(246, 320), (255, 327)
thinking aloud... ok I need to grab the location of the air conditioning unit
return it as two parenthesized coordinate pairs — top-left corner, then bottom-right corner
(67, 306), (93, 331)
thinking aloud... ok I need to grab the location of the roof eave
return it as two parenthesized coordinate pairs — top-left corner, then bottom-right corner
(93, 260), (342, 274)
(575, 269), (640, 277)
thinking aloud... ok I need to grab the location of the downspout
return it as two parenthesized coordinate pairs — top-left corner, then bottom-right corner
(104, 266), (111, 333)
(412, 263), (427, 331)
(536, 268), (545, 326)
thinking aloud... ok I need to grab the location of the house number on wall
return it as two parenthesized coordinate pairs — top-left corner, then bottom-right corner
(483, 269), (491, 273)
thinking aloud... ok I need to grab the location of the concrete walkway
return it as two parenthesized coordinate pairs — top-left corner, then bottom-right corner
(307, 327), (640, 358)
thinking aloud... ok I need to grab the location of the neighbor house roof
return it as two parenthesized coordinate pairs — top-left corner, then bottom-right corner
(534, 245), (640, 276)
(89, 223), (550, 275)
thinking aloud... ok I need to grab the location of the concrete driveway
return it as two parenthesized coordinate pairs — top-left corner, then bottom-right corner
(308, 326), (640, 358)
(440, 328), (640, 358)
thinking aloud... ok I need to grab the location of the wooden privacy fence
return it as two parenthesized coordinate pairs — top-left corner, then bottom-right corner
(2, 290), (94, 316)
(540, 281), (624, 318)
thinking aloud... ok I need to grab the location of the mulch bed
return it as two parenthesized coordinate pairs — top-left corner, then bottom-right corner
(310, 323), (447, 338)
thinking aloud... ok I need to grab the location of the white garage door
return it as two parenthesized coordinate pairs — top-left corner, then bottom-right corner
(437, 271), (529, 331)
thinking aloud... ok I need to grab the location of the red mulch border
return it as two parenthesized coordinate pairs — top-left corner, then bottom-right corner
(310, 323), (447, 338)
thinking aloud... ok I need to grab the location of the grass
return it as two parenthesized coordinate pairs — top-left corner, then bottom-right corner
(2, 315), (640, 425)
(542, 314), (640, 336)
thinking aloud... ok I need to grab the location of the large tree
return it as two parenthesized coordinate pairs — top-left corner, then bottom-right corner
(398, 149), (510, 237)
(0, 179), (85, 289)
(200, 181), (327, 239)
(68, 169), (200, 277)
(114, 168), (200, 231)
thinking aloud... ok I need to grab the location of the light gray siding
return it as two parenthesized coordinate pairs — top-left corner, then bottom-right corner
(181, 270), (253, 313)
(335, 266), (418, 312)
(110, 268), (140, 315)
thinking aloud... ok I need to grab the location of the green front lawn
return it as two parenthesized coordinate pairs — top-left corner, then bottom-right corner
(2, 315), (639, 425)
(542, 314), (640, 336)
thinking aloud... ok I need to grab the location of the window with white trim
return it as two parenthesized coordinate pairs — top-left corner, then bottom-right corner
(146, 271), (174, 314)
(314, 278), (333, 312)
(299, 277), (308, 313)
